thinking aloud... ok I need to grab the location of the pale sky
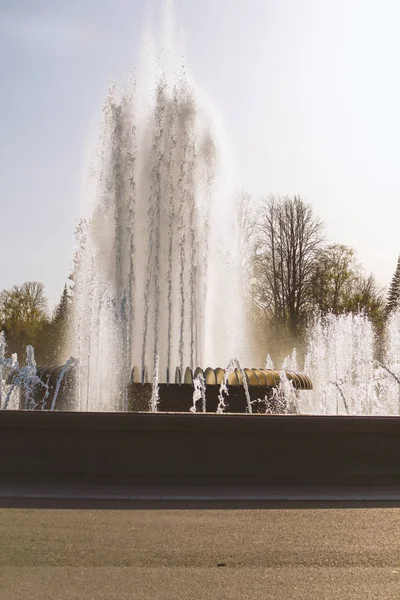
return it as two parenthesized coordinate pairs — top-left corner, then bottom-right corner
(1, 0), (399, 308)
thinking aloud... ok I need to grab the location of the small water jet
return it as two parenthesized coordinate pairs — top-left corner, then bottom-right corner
(298, 311), (400, 415)
(150, 356), (160, 413)
(217, 358), (253, 414)
(190, 373), (206, 413)
(50, 357), (77, 411)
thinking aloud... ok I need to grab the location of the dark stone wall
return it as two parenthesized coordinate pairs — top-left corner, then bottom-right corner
(2, 411), (400, 486)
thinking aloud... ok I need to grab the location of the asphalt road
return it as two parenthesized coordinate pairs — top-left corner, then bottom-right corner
(2, 502), (400, 599)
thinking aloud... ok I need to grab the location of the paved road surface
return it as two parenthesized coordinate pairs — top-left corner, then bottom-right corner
(2, 498), (400, 599)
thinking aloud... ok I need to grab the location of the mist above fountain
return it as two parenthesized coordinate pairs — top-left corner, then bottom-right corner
(71, 25), (247, 410)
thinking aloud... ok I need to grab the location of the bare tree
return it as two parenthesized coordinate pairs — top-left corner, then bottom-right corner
(235, 191), (257, 294)
(253, 195), (324, 337)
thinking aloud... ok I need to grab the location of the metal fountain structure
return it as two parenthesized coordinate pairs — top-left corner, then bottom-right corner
(1, 334), (313, 414)
(16, 361), (313, 414)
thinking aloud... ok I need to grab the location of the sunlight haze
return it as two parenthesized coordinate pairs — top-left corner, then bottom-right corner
(1, 0), (399, 307)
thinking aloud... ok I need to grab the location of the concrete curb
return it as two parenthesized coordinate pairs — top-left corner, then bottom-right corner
(2, 483), (400, 501)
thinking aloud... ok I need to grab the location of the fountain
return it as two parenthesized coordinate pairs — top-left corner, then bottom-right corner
(2, 4), (400, 496)
(0, 327), (312, 413)
(70, 21), (250, 411)
(59, 3), (313, 413)
(0, 5), (313, 415)
(4, 6), (400, 417)
(5, 307), (400, 415)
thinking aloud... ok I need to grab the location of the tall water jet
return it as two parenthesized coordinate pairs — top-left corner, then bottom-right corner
(71, 16), (246, 410)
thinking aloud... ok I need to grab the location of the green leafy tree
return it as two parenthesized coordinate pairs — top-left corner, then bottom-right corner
(310, 244), (360, 315)
(0, 282), (50, 364)
(310, 244), (385, 330)
(347, 273), (385, 325)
